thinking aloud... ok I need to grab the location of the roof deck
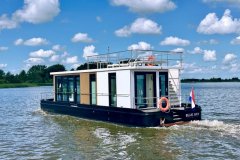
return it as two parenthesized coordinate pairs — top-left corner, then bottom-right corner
(86, 50), (183, 70)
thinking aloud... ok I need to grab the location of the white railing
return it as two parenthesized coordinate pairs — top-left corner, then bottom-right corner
(41, 91), (201, 109)
(86, 50), (183, 69)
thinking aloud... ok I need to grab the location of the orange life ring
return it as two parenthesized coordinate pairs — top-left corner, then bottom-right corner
(147, 55), (155, 66)
(158, 97), (170, 112)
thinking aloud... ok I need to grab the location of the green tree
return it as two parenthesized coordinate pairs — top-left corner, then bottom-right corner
(0, 69), (5, 83)
(0, 69), (5, 79)
(18, 70), (27, 82)
(27, 65), (47, 83)
(45, 64), (66, 81)
(5, 72), (19, 83)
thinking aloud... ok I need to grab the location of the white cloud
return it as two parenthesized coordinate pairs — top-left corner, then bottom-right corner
(71, 33), (94, 43)
(61, 51), (69, 58)
(14, 39), (24, 45)
(189, 47), (203, 54)
(198, 39), (219, 45)
(96, 16), (102, 22)
(209, 39), (219, 45)
(188, 47), (217, 61)
(203, 0), (240, 7)
(0, 46), (8, 51)
(24, 38), (48, 46)
(197, 9), (240, 34)
(13, 0), (60, 24)
(63, 56), (78, 64)
(49, 55), (60, 62)
(83, 45), (98, 59)
(24, 57), (44, 64)
(223, 53), (237, 64)
(160, 36), (190, 46)
(128, 41), (152, 50)
(229, 63), (240, 72)
(221, 57), (240, 73)
(0, 0), (60, 31)
(52, 44), (65, 51)
(30, 49), (55, 58)
(15, 37), (48, 46)
(111, 0), (176, 13)
(230, 36), (240, 45)
(203, 50), (217, 61)
(115, 26), (131, 37)
(0, 14), (18, 31)
(0, 64), (7, 69)
(71, 63), (81, 69)
(171, 48), (185, 53)
(182, 63), (203, 74)
(115, 18), (162, 37)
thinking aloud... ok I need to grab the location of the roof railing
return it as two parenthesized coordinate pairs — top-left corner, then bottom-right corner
(86, 50), (183, 69)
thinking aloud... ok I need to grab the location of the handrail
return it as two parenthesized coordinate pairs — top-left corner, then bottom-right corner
(41, 91), (201, 109)
(86, 50), (183, 69)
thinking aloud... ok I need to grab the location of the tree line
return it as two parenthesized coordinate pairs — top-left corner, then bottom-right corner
(0, 64), (66, 84)
(0, 62), (100, 84)
(181, 77), (240, 83)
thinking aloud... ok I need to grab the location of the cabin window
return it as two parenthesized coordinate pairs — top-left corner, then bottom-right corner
(90, 74), (97, 105)
(135, 74), (145, 107)
(134, 72), (156, 108)
(68, 77), (74, 102)
(55, 76), (80, 103)
(62, 77), (68, 101)
(109, 73), (116, 107)
(159, 72), (168, 97)
(76, 77), (80, 103)
(56, 76), (62, 101)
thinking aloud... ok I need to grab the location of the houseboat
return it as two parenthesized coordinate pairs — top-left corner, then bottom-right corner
(40, 50), (201, 127)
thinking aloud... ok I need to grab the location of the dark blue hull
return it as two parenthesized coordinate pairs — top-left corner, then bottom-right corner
(40, 99), (201, 127)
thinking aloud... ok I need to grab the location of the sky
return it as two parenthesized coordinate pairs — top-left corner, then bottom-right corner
(0, 0), (240, 78)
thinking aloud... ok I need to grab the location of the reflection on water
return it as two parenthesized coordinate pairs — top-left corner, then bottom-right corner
(0, 83), (240, 159)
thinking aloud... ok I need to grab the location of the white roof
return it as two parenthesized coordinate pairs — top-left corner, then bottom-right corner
(50, 65), (175, 76)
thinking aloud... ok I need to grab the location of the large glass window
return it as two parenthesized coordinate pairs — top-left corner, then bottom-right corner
(55, 76), (80, 103)
(62, 77), (68, 101)
(109, 73), (116, 107)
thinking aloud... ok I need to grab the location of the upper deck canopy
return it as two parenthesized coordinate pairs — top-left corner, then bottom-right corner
(86, 49), (183, 70)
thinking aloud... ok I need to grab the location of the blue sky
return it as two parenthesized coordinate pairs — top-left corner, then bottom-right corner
(0, 0), (240, 78)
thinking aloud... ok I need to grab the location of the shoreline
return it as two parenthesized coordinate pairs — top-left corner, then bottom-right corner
(181, 81), (240, 83)
(0, 83), (52, 88)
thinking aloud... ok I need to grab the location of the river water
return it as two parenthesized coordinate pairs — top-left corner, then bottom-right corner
(0, 83), (239, 160)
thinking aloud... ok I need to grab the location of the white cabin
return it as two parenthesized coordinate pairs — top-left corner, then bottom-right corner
(51, 50), (183, 109)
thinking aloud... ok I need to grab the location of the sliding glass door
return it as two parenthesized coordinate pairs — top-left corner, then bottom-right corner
(135, 72), (156, 108)
(159, 72), (168, 97)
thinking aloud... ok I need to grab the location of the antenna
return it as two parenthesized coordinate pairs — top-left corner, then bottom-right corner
(107, 46), (110, 53)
